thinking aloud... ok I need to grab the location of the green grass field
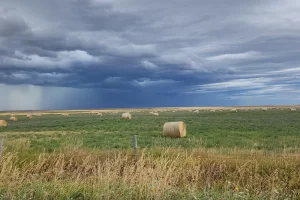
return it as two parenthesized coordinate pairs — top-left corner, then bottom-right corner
(1, 109), (300, 151)
(0, 109), (300, 199)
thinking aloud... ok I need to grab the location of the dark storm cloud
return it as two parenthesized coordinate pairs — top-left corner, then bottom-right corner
(64, 0), (141, 31)
(0, 15), (30, 37)
(1, 0), (300, 105)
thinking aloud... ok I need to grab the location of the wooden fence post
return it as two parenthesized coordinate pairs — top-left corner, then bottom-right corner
(133, 135), (138, 162)
(0, 136), (4, 156)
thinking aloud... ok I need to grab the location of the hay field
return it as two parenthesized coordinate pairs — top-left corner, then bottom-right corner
(0, 108), (300, 199)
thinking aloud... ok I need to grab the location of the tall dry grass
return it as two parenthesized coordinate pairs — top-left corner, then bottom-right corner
(0, 142), (299, 199)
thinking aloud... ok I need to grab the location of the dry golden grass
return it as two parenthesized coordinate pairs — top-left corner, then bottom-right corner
(0, 146), (299, 199)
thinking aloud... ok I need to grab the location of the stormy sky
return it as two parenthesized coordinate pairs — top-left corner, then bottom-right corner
(1, 0), (300, 110)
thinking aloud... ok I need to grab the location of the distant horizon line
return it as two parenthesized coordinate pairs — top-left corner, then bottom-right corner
(1, 104), (299, 112)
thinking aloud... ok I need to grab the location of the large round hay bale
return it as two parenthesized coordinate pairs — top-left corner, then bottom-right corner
(9, 116), (17, 121)
(62, 113), (69, 116)
(97, 112), (103, 116)
(0, 120), (7, 127)
(121, 112), (131, 120)
(26, 114), (32, 119)
(163, 121), (186, 138)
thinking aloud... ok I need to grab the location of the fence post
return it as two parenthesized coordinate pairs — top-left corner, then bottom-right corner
(133, 135), (138, 162)
(0, 136), (3, 156)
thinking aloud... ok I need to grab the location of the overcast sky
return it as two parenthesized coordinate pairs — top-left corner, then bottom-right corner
(1, 0), (300, 110)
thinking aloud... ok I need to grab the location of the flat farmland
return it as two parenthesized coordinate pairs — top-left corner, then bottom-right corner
(0, 108), (299, 199)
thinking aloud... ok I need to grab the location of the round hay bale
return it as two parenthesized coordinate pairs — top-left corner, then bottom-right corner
(290, 107), (296, 111)
(121, 112), (131, 120)
(152, 112), (159, 116)
(9, 116), (17, 121)
(97, 113), (103, 116)
(0, 120), (7, 127)
(62, 113), (69, 116)
(163, 121), (186, 138)
(26, 114), (32, 119)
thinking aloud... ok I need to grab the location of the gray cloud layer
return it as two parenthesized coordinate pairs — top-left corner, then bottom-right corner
(1, 0), (300, 108)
